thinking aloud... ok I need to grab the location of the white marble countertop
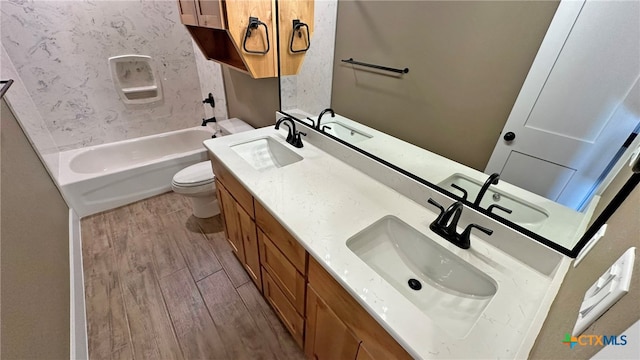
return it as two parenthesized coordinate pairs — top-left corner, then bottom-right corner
(204, 127), (570, 359)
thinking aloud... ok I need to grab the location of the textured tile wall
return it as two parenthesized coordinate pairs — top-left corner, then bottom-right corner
(1, 0), (227, 151)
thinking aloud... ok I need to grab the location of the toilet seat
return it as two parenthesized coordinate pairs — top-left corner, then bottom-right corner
(172, 181), (215, 196)
(172, 161), (214, 187)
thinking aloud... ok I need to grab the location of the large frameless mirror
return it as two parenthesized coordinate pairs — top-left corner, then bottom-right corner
(278, 0), (640, 257)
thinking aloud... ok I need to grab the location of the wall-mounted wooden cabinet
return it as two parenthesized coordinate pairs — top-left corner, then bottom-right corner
(177, 0), (225, 28)
(278, 0), (314, 76)
(177, 0), (313, 79)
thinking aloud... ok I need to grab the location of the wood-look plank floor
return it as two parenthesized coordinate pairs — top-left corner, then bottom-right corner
(81, 192), (305, 360)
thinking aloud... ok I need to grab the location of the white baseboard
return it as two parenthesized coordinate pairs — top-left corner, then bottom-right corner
(69, 209), (88, 359)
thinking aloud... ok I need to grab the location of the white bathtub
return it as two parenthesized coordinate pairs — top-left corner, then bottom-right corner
(58, 126), (215, 217)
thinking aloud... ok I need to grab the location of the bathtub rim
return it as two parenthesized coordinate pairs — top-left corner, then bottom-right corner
(57, 126), (215, 186)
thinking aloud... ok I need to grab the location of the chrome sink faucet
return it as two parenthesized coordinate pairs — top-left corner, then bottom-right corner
(427, 198), (493, 249)
(473, 173), (500, 207)
(275, 116), (306, 148)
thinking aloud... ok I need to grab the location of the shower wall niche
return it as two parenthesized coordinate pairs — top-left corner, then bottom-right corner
(109, 55), (163, 104)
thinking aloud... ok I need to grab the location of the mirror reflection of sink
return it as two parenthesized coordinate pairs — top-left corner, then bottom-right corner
(439, 174), (549, 231)
(230, 137), (303, 171)
(322, 121), (372, 143)
(346, 216), (497, 337)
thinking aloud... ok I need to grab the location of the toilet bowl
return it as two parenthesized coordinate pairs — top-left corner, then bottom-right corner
(171, 161), (218, 218)
(172, 118), (254, 218)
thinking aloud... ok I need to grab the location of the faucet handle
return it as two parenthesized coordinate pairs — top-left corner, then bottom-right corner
(293, 131), (306, 148)
(458, 223), (493, 249)
(427, 198), (445, 222)
(305, 117), (316, 128)
(450, 183), (468, 201)
(487, 203), (513, 215)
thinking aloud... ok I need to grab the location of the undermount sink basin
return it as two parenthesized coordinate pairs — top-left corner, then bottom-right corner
(230, 137), (302, 171)
(439, 174), (549, 231)
(322, 121), (372, 143)
(347, 216), (497, 337)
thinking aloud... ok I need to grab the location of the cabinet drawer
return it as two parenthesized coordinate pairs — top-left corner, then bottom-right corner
(258, 230), (305, 314)
(209, 153), (254, 217)
(262, 269), (304, 348)
(255, 201), (307, 273)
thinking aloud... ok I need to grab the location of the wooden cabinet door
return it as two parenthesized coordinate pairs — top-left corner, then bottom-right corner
(196, 0), (226, 29)
(216, 181), (245, 263)
(355, 343), (374, 360)
(305, 285), (360, 360)
(308, 258), (412, 360)
(177, 0), (199, 26)
(224, 0), (277, 78)
(278, 0), (314, 76)
(237, 205), (261, 291)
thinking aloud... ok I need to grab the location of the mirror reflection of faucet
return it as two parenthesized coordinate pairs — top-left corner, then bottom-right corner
(448, 173), (514, 216)
(449, 183), (468, 201)
(316, 108), (335, 131)
(487, 203), (513, 215)
(474, 173), (500, 206)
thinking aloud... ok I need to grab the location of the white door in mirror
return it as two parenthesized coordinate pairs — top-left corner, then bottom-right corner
(485, 1), (640, 209)
(573, 247), (635, 336)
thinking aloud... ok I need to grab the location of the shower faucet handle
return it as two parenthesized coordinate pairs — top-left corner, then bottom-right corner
(202, 93), (215, 108)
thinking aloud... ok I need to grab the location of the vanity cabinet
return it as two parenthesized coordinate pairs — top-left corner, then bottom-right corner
(306, 257), (412, 360)
(306, 286), (361, 359)
(211, 154), (262, 291)
(209, 153), (410, 358)
(216, 181), (245, 262)
(256, 201), (308, 347)
(176, 0), (313, 78)
(236, 204), (261, 289)
(210, 153), (307, 346)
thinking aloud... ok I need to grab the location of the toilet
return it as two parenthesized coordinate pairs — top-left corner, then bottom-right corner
(171, 118), (254, 218)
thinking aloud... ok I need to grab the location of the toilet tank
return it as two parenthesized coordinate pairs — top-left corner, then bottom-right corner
(217, 118), (255, 136)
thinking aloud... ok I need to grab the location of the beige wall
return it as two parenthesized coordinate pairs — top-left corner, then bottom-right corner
(332, 1), (559, 171)
(1, 99), (70, 359)
(530, 171), (639, 358)
(223, 67), (280, 129)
